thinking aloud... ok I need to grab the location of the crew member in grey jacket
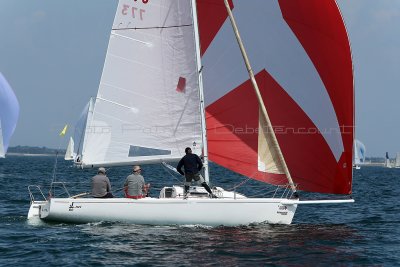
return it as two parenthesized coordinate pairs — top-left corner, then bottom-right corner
(124, 165), (149, 199)
(91, 167), (113, 198)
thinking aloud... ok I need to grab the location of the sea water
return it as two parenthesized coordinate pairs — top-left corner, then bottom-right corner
(0, 156), (399, 266)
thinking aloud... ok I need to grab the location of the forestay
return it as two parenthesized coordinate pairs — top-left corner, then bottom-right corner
(197, 0), (354, 194)
(80, 0), (203, 167)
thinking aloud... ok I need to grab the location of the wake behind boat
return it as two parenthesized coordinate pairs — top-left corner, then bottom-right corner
(28, 0), (355, 226)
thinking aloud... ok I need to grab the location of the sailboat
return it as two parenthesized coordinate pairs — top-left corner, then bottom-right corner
(64, 98), (94, 162)
(0, 72), (19, 158)
(64, 137), (75, 161)
(395, 153), (400, 168)
(384, 152), (392, 168)
(353, 139), (366, 169)
(28, 0), (354, 226)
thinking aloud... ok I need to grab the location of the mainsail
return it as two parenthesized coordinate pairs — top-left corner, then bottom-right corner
(0, 72), (19, 158)
(80, 0), (203, 167)
(198, 0), (354, 194)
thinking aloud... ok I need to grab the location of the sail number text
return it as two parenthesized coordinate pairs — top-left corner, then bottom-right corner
(122, 0), (149, 21)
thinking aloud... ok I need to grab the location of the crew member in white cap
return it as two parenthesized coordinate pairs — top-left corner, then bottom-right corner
(91, 167), (113, 198)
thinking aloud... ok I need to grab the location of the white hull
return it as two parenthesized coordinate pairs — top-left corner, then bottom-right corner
(28, 197), (297, 226)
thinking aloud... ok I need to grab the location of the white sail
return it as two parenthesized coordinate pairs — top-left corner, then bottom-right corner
(0, 72), (19, 158)
(395, 152), (400, 168)
(80, 0), (203, 167)
(73, 98), (94, 163)
(0, 120), (4, 158)
(64, 137), (75, 161)
(385, 152), (392, 168)
(353, 139), (366, 166)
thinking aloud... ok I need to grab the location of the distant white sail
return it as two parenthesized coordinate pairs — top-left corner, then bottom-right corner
(80, 0), (203, 167)
(384, 152), (392, 168)
(64, 137), (75, 161)
(73, 98), (94, 162)
(0, 72), (19, 158)
(395, 152), (400, 168)
(353, 139), (366, 165)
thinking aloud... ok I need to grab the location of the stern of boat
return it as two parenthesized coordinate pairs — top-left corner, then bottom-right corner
(27, 185), (49, 220)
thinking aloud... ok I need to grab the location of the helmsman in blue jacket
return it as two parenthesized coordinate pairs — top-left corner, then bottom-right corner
(176, 147), (217, 198)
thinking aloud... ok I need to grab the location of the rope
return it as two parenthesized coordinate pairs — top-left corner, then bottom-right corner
(226, 177), (251, 191)
(161, 163), (184, 185)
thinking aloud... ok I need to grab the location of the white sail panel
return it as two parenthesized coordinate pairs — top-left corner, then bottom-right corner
(81, 0), (202, 166)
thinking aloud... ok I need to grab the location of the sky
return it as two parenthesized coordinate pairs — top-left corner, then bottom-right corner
(0, 0), (399, 157)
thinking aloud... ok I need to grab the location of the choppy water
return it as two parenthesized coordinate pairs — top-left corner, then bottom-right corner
(0, 156), (399, 266)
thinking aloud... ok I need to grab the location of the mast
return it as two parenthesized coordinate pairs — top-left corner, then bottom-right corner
(223, 0), (297, 193)
(191, 0), (210, 183)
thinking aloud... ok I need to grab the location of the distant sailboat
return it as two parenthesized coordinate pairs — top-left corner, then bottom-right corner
(28, 0), (355, 226)
(64, 137), (75, 161)
(64, 99), (94, 162)
(0, 72), (19, 158)
(394, 152), (400, 168)
(384, 152), (392, 168)
(353, 139), (366, 169)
